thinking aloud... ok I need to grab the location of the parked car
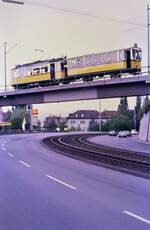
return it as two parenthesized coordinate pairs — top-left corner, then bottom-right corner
(131, 129), (138, 135)
(108, 130), (117, 136)
(117, 131), (127, 138)
(124, 130), (131, 136)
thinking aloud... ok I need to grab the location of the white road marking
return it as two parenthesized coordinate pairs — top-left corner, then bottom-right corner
(8, 153), (14, 158)
(2, 143), (4, 146)
(19, 161), (31, 168)
(46, 175), (77, 190)
(124, 211), (150, 225)
(2, 147), (6, 151)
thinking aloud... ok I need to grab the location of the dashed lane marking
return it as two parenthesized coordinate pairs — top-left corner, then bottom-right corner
(8, 153), (14, 158)
(2, 147), (6, 151)
(124, 211), (150, 225)
(46, 174), (77, 190)
(19, 161), (31, 168)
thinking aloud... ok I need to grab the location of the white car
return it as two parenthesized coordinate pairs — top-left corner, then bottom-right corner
(131, 129), (138, 135)
(124, 130), (131, 136)
(117, 131), (127, 138)
(108, 130), (117, 136)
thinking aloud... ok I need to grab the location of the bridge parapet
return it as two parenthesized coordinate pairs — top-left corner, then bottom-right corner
(0, 75), (149, 106)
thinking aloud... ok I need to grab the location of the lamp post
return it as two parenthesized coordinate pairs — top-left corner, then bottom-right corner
(2, 0), (24, 4)
(4, 41), (7, 91)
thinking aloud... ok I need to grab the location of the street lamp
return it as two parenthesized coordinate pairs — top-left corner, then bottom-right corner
(2, 0), (24, 4)
(2, 0), (34, 131)
(3, 1), (23, 92)
(34, 49), (45, 60)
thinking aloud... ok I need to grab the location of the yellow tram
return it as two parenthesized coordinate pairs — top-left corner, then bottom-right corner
(11, 44), (142, 89)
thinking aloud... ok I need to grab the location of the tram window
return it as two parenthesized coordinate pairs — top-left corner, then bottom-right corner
(132, 49), (136, 59)
(132, 49), (141, 60)
(119, 50), (125, 60)
(33, 68), (40, 74)
(41, 66), (48, 73)
(137, 50), (142, 60)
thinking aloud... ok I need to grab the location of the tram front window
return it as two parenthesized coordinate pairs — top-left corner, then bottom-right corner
(132, 49), (142, 60)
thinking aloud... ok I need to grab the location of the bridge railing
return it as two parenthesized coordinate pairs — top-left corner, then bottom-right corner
(0, 66), (149, 93)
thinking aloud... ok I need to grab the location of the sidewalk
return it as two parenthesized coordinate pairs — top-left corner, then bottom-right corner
(88, 135), (150, 155)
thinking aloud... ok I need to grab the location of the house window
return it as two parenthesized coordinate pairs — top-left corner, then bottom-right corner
(80, 121), (85, 124)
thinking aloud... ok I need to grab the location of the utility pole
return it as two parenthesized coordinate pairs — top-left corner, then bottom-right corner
(147, 5), (150, 73)
(4, 41), (7, 92)
(29, 104), (33, 132)
(98, 99), (102, 132)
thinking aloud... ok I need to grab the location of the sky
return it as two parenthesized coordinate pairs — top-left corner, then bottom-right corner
(0, 0), (149, 121)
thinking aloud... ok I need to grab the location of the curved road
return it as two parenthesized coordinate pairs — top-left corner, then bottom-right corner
(0, 133), (150, 230)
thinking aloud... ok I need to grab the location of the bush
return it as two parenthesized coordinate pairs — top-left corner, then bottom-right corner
(88, 120), (100, 131)
(69, 127), (76, 131)
(142, 100), (150, 114)
(44, 120), (57, 131)
(102, 115), (132, 131)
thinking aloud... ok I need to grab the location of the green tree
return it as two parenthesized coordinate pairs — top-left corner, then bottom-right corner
(118, 97), (129, 116)
(44, 118), (57, 131)
(10, 108), (29, 130)
(88, 119), (100, 131)
(102, 115), (132, 131)
(134, 96), (142, 130)
(4, 110), (12, 122)
(111, 115), (131, 131)
(143, 96), (149, 106)
(102, 120), (111, 131)
(58, 121), (66, 131)
(142, 99), (150, 114)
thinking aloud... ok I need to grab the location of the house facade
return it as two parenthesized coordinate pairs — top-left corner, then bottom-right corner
(67, 110), (117, 131)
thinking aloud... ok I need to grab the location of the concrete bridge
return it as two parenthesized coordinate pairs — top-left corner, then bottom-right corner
(0, 75), (150, 106)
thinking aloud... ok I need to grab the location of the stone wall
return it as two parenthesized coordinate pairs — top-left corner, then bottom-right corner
(139, 111), (150, 142)
(0, 107), (3, 122)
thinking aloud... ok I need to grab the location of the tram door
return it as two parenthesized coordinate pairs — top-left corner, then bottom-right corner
(50, 63), (55, 79)
(126, 50), (131, 69)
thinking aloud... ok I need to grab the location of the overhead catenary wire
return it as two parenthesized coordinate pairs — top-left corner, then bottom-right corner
(25, 0), (146, 28)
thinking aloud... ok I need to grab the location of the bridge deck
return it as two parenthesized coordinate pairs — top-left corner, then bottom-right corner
(0, 75), (149, 106)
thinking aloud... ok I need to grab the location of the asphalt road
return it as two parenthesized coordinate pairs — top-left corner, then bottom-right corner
(0, 133), (150, 230)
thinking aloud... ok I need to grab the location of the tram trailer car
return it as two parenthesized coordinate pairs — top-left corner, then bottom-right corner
(11, 58), (67, 89)
(67, 43), (141, 80)
(11, 44), (142, 89)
